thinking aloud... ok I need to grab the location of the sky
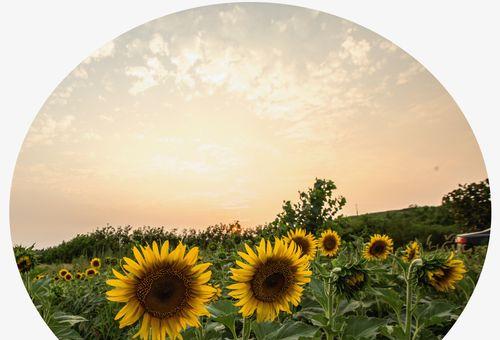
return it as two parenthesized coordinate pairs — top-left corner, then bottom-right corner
(10, 3), (487, 248)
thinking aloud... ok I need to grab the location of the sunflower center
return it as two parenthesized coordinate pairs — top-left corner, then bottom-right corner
(370, 241), (387, 255)
(323, 236), (337, 251)
(252, 260), (294, 302)
(136, 266), (190, 319)
(292, 237), (310, 256)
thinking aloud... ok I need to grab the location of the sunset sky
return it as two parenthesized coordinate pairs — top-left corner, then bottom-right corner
(10, 3), (487, 248)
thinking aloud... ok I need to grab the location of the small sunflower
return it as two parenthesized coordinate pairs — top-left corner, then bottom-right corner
(363, 234), (394, 261)
(90, 257), (102, 269)
(35, 274), (45, 281)
(85, 268), (99, 277)
(402, 241), (420, 263)
(228, 238), (312, 322)
(426, 252), (466, 292)
(284, 228), (318, 259)
(106, 241), (215, 340)
(59, 268), (69, 278)
(210, 284), (222, 303)
(76, 272), (85, 280)
(17, 255), (32, 273)
(319, 230), (341, 257)
(64, 272), (73, 281)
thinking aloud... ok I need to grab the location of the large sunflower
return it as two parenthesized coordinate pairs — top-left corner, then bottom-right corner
(106, 241), (215, 340)
(284, 228), (318, 259)
(363, 234), (394, 261)
(228, 238), (312, 322)
(402, 241), (420, 263)
(426, 252), (466, 292)
(319, 230), (341, 257)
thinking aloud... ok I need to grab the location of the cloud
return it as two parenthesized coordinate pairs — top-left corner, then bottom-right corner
(84, 41), (115, 64)
(149, 33), (169, 55)
(98, 114), (114, 122)
(340, 36), (371, 66)
(83, 131), (102, 141)
(73, 66), (88, 79)
(397, 62), (424, 85)
(126, 57), (170, 95)
(25, 114), (75, 147)
(379, 40), (398, 52)
(218, 5), (245, 25)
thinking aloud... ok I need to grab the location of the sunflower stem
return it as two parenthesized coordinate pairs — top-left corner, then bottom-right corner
(241, 317), (251, 340)
(405, 258), (422, 340)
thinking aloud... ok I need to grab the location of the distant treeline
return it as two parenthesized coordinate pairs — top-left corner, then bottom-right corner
(30, 178), (490, 264)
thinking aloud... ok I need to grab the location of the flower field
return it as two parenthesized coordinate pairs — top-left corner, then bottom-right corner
(18, 230), (486, 340)
(14, 179), (489, 339)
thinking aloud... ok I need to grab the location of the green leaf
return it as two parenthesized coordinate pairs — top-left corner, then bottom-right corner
(255, 321), (318, 340)
(372, 288), (404, 313)
(252, 322), (280, 340)
(342, 316), (386, 340)
(207, 300), (238, 337)
(415, 301), (457, 328)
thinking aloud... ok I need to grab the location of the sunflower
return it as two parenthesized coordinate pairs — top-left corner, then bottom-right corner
(319, 230), (341, 257)
(76, 272), (85, 280)
(284, 228), (318, 259)
(402, 241), (420, 263)
(59, 268), (69, 278)
(426, 252), (466, 292)
(64, 272), (73, 281)
(363, 234), (394, 261)
(210, 284), (222, 303)
(106, 241), (215, 340)
(228, 238), (312, 322)
(35, 274), (45, 281)
(85, 268), (99, 277)
(90, 257), (102, 269)
(17, 255), (32, 273)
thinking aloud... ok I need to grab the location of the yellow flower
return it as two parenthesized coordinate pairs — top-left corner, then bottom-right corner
(319, 230), (341, 257)
(284, 228), (318, 259)
(363, 234), (394, 261)
(90, 258), (102, 269)
(210, 284), (222, 303)
(64, 272), (73, 281)
(76, 272), (85, 280)
(106, 241), (215, 340)
(35, 274), (45, 281)
(85, 268), (99, 277)
(402, 241), (420, 263)
(427, 252), (467, 292)
(17, 255), (32, 273)
(345, 272), (365, 288)
(59, 268), (69, 278)
(228, 238), (312, 322)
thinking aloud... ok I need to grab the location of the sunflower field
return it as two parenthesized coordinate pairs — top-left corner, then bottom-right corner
(14, 179), (489, 339)
(18, 230), (486, 340)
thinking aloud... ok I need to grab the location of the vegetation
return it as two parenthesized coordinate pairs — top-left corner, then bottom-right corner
(13, 178), (490, 339)
(442, 179), (491, 232)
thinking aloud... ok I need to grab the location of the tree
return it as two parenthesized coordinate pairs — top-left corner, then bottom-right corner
(442, 179), (491, 232)
(276, 178), (346, 234)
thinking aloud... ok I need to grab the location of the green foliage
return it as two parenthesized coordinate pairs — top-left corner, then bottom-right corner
(442, 178), (491, 232)
(15, 178), (489, 339)
(276, 178), (346, 234)
(338, 205), (458, 248)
